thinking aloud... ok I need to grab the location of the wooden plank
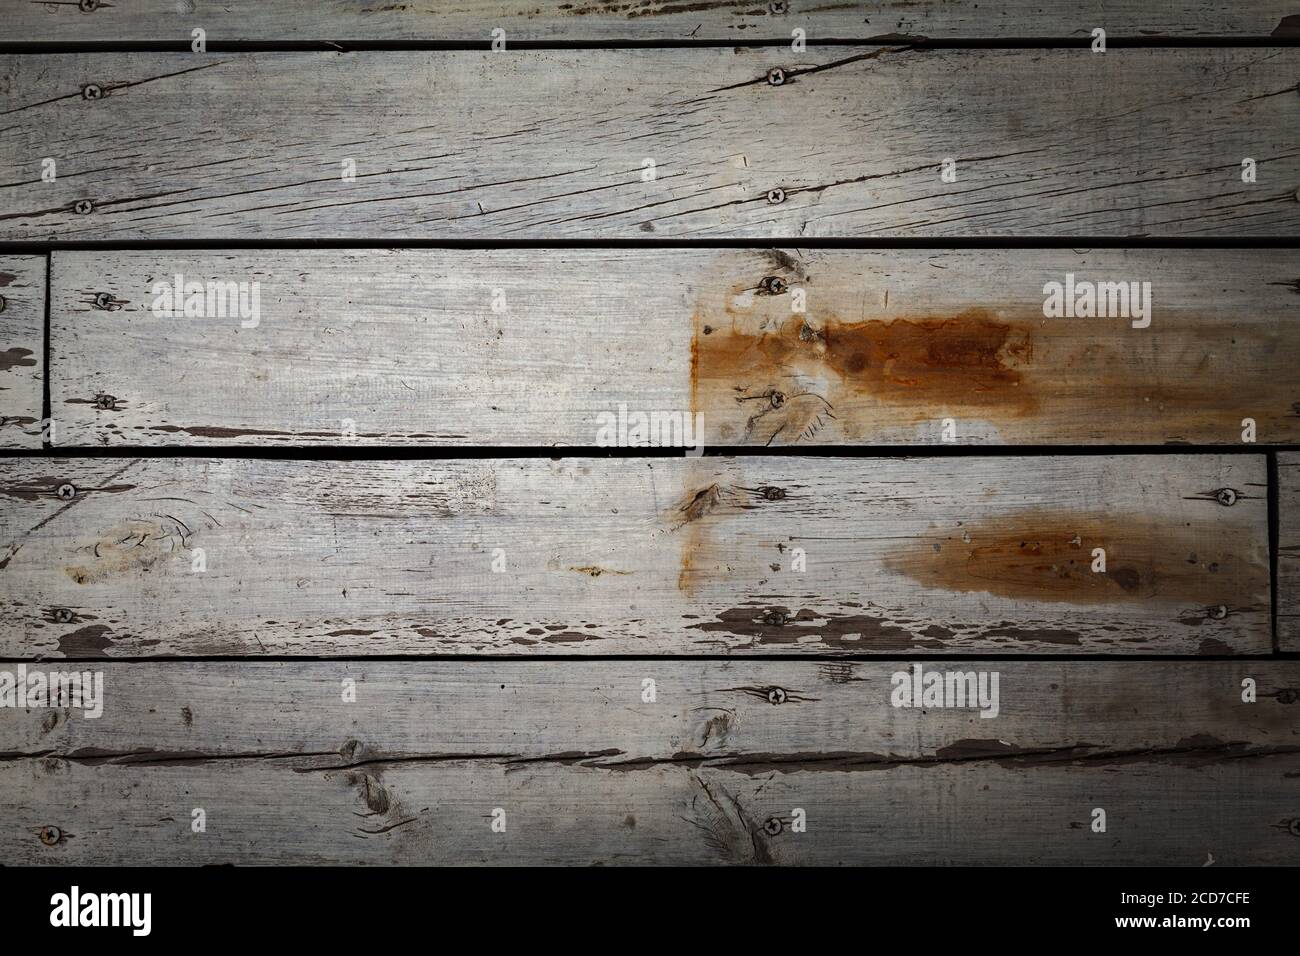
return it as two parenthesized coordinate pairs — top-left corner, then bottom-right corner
(1280, 453), (1300, 651)
(4, 661), (1295, 761)
(0, 257), (44, 450)
(6, 0), (1299, 43)
(7, 759), (1294, 865)
(2, 660), (1294, 865)
(0, 455), (1270, 657)
(3, 49), (1297, 240)
(49, 248), (1300, 447)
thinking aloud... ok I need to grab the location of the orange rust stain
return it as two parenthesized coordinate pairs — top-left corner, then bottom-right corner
(886, 511), (1264, 607)
(691, 306), (1037, 445)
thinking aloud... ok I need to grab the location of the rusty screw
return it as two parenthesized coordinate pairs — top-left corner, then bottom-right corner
(763, 817), (784, 835)
(767, 687), (788, 705)
(766, 187), (786, 205)
(55, 483), (76, 500)
(1215, 488), (1238, 507)
(73, 200), (94, 215)
(763, 609), (787, 627)
(39, 826), (61, 846)
(769, 390), (786, 408)
(54, 608), (74, 624)
(78, 0), (99, 10)
(759, 275), (788, 295)
(81, 83), (103, 101)
(767, 67), (786, 87)
(93, 292), (113, 310)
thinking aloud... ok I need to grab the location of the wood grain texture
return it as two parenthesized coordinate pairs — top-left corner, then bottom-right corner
(3, 49), (1298, 240)
(0, 455), (1269, 657)
(3, 661), (1295, 865)
(0, 257), (45, 450)
(48, 248), (1300, 447)
(1280, 453), (1300, 651)
(6, 0), (1299, 42)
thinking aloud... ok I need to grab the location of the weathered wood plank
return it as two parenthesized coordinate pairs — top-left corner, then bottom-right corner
(3, 660), (1293, 865)
(4, 661), (1294, 761)
(49, 249), (1300, 447)
(0, 455), (1269, 657)
(3, 49), (1297, 240)
(5, 759), (1295, 865)
(0, 257), (44, 450)
(6, 0), (1299, 42)
(1280, 453), (1300, 651)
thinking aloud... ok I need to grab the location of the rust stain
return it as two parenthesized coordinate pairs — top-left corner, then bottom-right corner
(884, 510), (1264, 608)
(692, 306), (1035, 444)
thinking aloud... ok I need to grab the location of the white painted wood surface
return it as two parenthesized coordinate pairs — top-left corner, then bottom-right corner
(3, 49), (1297, 239)
(5, 0), (1298, 42)
(0, 455), (1270, 657)
(0, 257), (44, 450)
(48, 248), (1300, 446)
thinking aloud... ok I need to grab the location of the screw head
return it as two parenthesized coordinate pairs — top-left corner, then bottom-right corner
(763, 609), (787, 627)
(78, 0), (99, 10)
(0, 294), (6, 314)
(1209, 605), (1228, 620)
(39, 826), (62, 846)
(769, 390), (786, 408)
(769, 0), (789, 12)
(1288, 818), (1300, 837)
(54, 608), (74, 623)
(81, 83), (103, 100)
(767, 687), (788, 705)
(93, 292), (113, 310)
(73, 200), (93, 215)
(767, 67), (786, 86)
(94, 393), (116, 410)
(1277, 688), (1299, 705)
(766, 187), (786, 205)
(763, 817), (784, 835)
(1215, 488), (1238, 506)
(55, 483), (76, 500)
(759, 275), (788, 295)
(760, 486), (786, 501)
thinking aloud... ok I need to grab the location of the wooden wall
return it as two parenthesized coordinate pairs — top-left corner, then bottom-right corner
(0, 0), (1296, 867)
